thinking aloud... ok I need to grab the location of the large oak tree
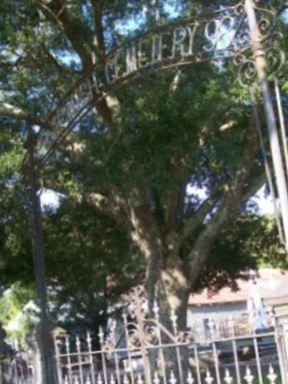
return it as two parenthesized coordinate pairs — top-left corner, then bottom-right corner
(0, 0), (286, 333)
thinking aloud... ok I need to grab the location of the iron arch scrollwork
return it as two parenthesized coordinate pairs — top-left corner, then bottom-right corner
(233, 2), (285, 86)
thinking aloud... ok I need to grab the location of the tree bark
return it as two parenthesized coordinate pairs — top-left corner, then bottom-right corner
(148, 252), (190, 331)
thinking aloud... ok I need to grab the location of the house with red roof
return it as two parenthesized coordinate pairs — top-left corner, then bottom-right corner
(187, 268), (288, 341)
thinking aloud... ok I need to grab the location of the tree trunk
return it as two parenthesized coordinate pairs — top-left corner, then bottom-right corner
(145, 254), (190, 381)
(155, 263), (190, 332)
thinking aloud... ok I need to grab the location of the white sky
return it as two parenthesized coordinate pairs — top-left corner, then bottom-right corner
(40, 189), (61, 210)
(249, 185), (275, 216)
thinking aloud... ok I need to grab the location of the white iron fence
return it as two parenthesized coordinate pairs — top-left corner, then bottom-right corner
(2, 291), (288, 384)
(54, 290), (288, 384)
(55, 327), (286, 384)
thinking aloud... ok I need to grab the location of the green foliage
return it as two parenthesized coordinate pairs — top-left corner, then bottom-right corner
(0, 284), (37, 342)
(195, 214), (287, 293)
(44, 200), (144, 331)
(0, 127), (34, 291)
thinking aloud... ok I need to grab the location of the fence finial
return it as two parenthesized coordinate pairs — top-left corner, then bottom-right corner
(65, 335), (71, 354)
(110, 374), (116, 384)
(244, 366), (254, 384)
(267, 365), (277, 384)
(124, 375), (130, 384)
(187, 370), (195, 384)
(86, 331), (92, 346)
(154, 371), (161, 384)
(224, 369), (233, 384)
(137, 374), (144, 384)
(153, 300), (159, 319)
(98, 327), (104, 345)
(76, 335), (81, 351)
(205, 370), (214, 384)
(170, 310), (178, 334)
(169, 370), (177, 384)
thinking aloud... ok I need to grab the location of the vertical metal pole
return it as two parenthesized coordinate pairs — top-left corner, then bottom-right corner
(25, 126), (57, 384)
(55, 337), (63, 384)
(231, 339), (241, 384)
(193, 345), (202, 384)
(253, 335), (263, 384)
(76, 337), (84, 384)
(134, 294), (152, 384)
(245, 0), (288, 254)
(274, 79), (288, 179)
(274, 316), (288, 384)
(251, 89), (285, 244)
(123, 314), (136, 384)
(212, 342), (221, 384)
(65, 336), (73, 383)
(87, 333), (96, 384)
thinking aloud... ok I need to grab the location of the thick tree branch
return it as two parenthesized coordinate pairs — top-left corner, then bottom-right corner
(164, 154), (190, 229)
(183, 188), (223, 240)
(0, 102), (49, 129)
(86, 191), (131, 233)
(86, 186), (161, 261)
(86, 185), (163, 309)
(89, 0), (120, 136)
(0, 103), (28, 119)
(241, 170), (266, 206)
(187, 118), (260, 285)
(129, 187), (163, 258)
(165, 189), (182, 228)
(124, 186), (165, 309)
(39, 0), (118, 135)
(90, 0), (106, 62)
(40, 0), (93, 72)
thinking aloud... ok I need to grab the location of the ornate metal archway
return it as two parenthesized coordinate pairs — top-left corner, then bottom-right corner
(38, 0), (288, 251)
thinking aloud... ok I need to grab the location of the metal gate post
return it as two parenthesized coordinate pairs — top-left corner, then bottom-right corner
(245, 0), (288, 254)
(274, 316), (288, 384)
(25, 127), (58, 384)
(281, 318), (288, 382)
